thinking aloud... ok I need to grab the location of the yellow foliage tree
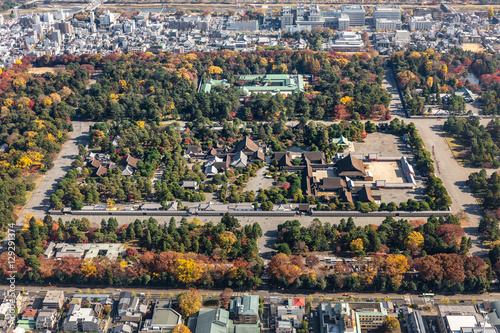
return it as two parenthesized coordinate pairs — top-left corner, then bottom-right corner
(219, 231), (237, 251)
(4, 99), (13, 107)
(119, 79), (128, 92)
(107, 198), (115, 208)
(425, 61), (433, 73)
(259, 58), (268, 67)
(13, 77), (26, 91)
(137, 121), (145, 128)
(488, 7), (494, 21)
(172, 324), (192, 333)
(275, 63), (288, 74)
(442, 64), (448, 74)
(185, 53), (197, 62)
(385, 316), (401, 333)
(208, 66), (223, 75)
(408, 51), (422, 59)
(405, 231), (424, 248)
(426, 76), (434, 88)
(50, 93), (61, 104)
(175, 259), (203, 284)
(177, 288), (202, 318)
(340, 96), (354, 111)
(16, 154), (33, 169)
(383, 254), (409, 286)
(350, 238), (364, 256)
(43, 97), (52, 106)
(81, 259), (98, 277)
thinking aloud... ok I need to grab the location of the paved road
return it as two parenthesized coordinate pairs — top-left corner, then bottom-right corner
(410, 118), (495, 257)
(16, 121), (93, 223)
(382, 64), (407, 118)
(7, 285), (498, 305)
(377, 62), (495, 257)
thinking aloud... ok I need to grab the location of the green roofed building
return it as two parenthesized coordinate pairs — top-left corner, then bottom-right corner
(331, 135), (351, 147)
(200, 79), (231, 93)
(16, 320), (36, 330)
(193, 306), (260, 333)
(195, 308), (234, 333)
(199, 74), (308, 96)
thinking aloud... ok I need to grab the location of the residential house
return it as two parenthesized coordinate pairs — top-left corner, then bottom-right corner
(229, 295), (260, 325)
(62, 304), (101, 332)
(35, 310), (57, 330)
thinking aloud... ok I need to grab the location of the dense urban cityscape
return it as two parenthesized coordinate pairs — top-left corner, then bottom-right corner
(1, 1), (500, 333)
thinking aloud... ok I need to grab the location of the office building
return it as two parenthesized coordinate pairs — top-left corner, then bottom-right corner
(375, 18), (402, 31)
(319, 301), (388, 333)
(55, 22), (73, 35)
(341, 4), (365, 26)
(99, 10), (116, 28)
(295, 3), (325, 29)
(437, 304), (496, 333)
(338, 14), (350, 30)
(281, 6), (294, 29)
(43, 290), (64, 309)
(409, 16), (433, 30)
(329, 31), (365, 52)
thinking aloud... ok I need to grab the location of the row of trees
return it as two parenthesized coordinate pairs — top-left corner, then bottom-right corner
(267, 251), (489, 293)
(275, 215), (470, 258)
(6, 214), (262, 289)
(444, 115), (500, 168)
(390, 118), (452, 210)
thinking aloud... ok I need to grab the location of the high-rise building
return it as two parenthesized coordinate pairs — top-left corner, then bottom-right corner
(90, 11), (95, 24)
(52, 29), (62, 45)
(280, 6), (294, 29)
(99, 10), (115, 28)
(338, 14), (350, 30)
(55, 22), (73, 35)
(295, 3), (324, 29)
(341, 4), (365, 26)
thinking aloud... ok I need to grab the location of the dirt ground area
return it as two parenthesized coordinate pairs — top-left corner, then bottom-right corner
(461, 43), (485, 52)
(28, 67), (64, 74)
(312, 169), (335, 179)
(365, 161), (404, 183)
(353, 132), (426, 202)
(354, 132), (406, 156)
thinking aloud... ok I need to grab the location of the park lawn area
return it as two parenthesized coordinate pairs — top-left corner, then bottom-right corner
(445, 135), (466, 166)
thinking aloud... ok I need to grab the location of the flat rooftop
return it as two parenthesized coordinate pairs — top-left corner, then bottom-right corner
(151, 301), (181, 326)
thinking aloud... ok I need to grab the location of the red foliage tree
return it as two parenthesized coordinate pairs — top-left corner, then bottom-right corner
(332, 104), (350, 120)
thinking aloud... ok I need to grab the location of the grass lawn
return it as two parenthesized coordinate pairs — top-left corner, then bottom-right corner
(444, 135), (466, 166)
